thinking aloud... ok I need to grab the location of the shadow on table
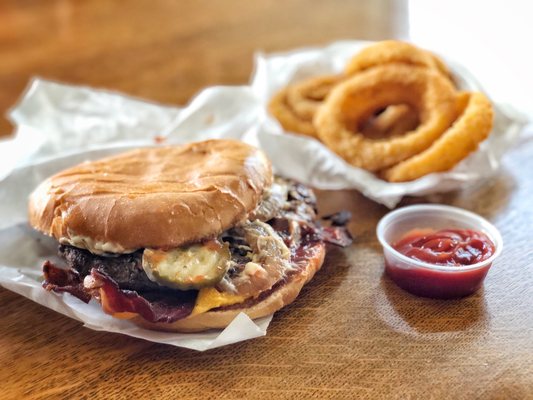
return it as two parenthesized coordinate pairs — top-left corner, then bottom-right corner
(377, 273), (489, 335)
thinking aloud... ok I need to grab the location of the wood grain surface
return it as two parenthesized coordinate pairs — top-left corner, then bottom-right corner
(0, 1), (532, 399)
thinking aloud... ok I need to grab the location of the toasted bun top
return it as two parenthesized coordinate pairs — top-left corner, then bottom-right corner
(28, 140), (272, 253)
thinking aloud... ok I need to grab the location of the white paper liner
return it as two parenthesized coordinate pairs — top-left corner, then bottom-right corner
(0, 40), (529, 349)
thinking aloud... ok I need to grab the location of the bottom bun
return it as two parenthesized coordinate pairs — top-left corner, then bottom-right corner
(132, 242), (326, 333)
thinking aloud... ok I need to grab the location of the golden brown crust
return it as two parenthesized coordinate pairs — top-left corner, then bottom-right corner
(268, 75), (342, 139)
(383, 92), (494, 182)
(268, 88), (318, 138)
(344, 40), (451, 78)
(286, 74), (343, 120)
(133, 242), (326, 333)
(28, 140), (272, 252)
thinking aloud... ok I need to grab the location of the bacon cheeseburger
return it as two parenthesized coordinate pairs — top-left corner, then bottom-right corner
(29, 140), (351, 332)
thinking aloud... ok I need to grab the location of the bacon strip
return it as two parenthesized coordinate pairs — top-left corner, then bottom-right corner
(43, 261), (92, 303)
(88, 270), (196, 323)
(320, 226), (353, 247)
(42, 263), (196, 323)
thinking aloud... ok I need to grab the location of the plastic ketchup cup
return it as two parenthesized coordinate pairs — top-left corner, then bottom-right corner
(376, 205), (503, 299)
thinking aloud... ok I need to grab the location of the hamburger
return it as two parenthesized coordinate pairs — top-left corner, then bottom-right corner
(29, 139), (351, 332)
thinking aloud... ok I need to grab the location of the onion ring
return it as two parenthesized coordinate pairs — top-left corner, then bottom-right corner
(286, 74), (342, 120)
(314, 64), (458, 171)
(382, 92), (493, 182)
(344, 40), (451, 79)
(268, 87), (317, 138)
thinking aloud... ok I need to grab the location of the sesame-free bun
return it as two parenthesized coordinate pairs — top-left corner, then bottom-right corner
(133, 242), (325, 333)
(28, 140), (272, 253)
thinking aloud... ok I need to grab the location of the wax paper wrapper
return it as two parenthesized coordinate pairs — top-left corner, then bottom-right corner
(0, 40), (528, 350)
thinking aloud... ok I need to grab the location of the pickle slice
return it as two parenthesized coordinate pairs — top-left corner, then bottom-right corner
(142, 240), (231, 290)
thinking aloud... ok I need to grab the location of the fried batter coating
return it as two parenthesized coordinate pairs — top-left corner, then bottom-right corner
(268, 87), (318, 138)
(383, 92), (493, 182)
(345, 40), (451, 79)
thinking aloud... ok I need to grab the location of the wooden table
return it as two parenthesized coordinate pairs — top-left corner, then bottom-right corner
(0, 1), (531, 399)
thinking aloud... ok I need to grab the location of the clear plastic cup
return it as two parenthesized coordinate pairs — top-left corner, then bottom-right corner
(376, 204), (503, 299)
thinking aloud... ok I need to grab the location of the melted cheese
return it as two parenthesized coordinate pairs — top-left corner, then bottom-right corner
(191, 287), (245, 315)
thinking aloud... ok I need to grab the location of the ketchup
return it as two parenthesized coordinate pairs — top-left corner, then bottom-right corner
(385, 229), (496, 299)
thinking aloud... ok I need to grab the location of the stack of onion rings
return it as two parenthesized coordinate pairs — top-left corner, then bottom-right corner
(268, 40), (494, 181)
(314, 64), (458, 171)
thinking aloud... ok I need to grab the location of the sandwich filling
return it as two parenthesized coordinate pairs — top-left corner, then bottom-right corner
(42, 178), (351, 323)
